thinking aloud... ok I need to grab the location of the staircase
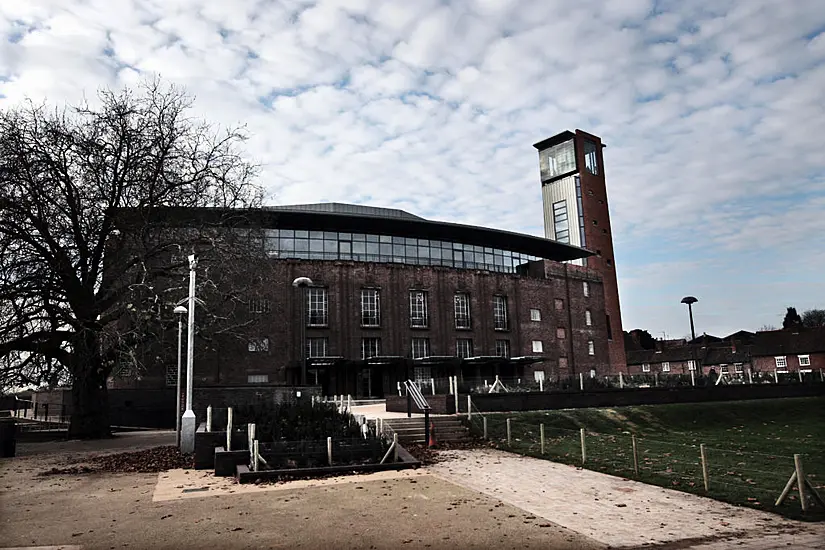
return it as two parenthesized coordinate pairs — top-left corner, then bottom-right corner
(383, 416), (471, 445)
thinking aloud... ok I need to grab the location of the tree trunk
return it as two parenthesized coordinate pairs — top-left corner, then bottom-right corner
(68, 331), (112, 439)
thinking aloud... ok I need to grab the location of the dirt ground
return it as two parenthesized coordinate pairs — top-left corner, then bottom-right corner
(0, 433), (601, 550)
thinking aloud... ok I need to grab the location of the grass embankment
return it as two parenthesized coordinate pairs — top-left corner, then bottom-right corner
(473, 397), (825, 521)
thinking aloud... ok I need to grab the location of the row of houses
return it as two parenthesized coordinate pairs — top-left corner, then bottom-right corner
(625, 327), (825, 376)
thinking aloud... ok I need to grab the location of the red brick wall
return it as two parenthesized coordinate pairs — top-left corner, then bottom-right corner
(575, 130), (627, 373)
(128, 258), (611, 388)
(753, 353), (825, 372)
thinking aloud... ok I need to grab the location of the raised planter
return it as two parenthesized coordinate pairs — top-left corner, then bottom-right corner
(214, 446), (250, 476)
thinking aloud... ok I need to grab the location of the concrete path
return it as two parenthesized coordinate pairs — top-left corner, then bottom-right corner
(428, 448), (825, 549)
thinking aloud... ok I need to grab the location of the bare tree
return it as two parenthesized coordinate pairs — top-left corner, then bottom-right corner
(801, 309), (825, 328)
(0, 80), (263, 438)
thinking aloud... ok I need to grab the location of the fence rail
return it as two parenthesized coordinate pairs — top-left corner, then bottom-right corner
(470, 414), (825, 520)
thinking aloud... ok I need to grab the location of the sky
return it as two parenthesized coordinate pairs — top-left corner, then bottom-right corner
(1, 0), (824, 340)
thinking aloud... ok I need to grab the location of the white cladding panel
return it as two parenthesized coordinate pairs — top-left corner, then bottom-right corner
(541, 175), (581, 247)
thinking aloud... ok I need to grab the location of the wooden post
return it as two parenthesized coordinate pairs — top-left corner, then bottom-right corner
(206, 405), (212, 432)
(449, 376), (454, 395)
(397, 381), (402, 396)
(253, 440), (259, 472)
(580, 428), (587, 464)
(619, 371), (624, 389)
(747, 369), (753, 385)
(579, 372), (584, 391)
(393, 433), (398, 462)
(540, 424), (545, 455)
(226, 407), (233, 451)
(483, 416), (488, 439)
(798, 370), (803, 383)
(690, 369), (695, 387)
(454, 377), (459, 414)
(431, 378), (436, 395)
(467, 395), (472, 420)
(484, 379), (488, 389)
(347, 394), (352, 411)
(654, 372), (659, 387)
(700, 444), (710, 492)
(820, 368), (824, 382)
(506, 418), (511, 446)
(776, 471), (798, 506)
(247, 423), (256, 453)
(378, 417), (383, 436)
(539, 378), (544, 392)
(795, 454), (808, 512)
(632, 435), (639, 476)
(327, 436), (333, 466)
(774, 370), (779, 383)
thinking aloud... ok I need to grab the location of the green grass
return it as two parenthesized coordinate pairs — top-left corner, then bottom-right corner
(470, 397), (825, 521)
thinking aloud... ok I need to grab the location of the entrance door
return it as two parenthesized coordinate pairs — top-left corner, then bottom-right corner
(359, 368), (372, 398)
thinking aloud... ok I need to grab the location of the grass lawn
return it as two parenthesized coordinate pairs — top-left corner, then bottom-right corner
(471, 397), (825, 521)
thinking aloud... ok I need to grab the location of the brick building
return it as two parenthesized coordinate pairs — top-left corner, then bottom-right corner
(114, 201), (612, 398)
(534, 130), (627, 373)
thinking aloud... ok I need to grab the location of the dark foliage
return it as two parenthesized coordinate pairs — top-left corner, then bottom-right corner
(783, 307), (803, 329)
(232, 400), (362, 442)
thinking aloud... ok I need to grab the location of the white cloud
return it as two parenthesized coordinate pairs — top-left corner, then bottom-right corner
(2, 0), (824, 338)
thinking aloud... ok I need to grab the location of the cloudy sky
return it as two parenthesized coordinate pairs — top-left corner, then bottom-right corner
(2, 0), (824, 339)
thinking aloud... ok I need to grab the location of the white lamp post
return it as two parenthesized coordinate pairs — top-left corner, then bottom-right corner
(292, 276), (313, 387)
(173, 305), (187, 447)
(180, 254), (198, 454)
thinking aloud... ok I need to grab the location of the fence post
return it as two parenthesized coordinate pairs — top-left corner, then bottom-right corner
(431, 378), (436, 395)
(540, 424), (545, 455)
(798, 370), (803, 383)
(619, 371), (624, 389)
(820, 369), (824, 382)
(253, 440), (259, 473)
(690, 369), (695, 387)
(393, 433), (398, 462)
(483, 416), (488, 439)
(327, 436), (333, 465)
(467, 395), (472, 420)
(44, 404), (49, 423)
(397, 382), (401, 396)
(700, 444), (710, 492)
(632, 435), (639, 476)
(579, 372), (584, 391)
(654, 372), (659, 387)
(580, 428), (587, 464)
(747, 369), (752, 385)
(347, 394), (352, 411)
(449, 376), (454, 395)
(795, 454), (808, 512)
(454, 377), (459, 413)
(226, 407), (233, 451)
(539, 378), (544, 392)
(506, 418), (511, 446)
(206, 406), (212, 432)
(774, 370), (779, 383)
(247, 423), (255, 453)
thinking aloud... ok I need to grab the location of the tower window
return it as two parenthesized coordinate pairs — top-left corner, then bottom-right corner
(552, 200), (570, 243)
(539, 140), (576, 180)
(584, 139), (599, 175)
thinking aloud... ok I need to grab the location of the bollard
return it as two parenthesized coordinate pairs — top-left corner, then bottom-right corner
(691, 369), (695, 387)
(632, 435), (639, 476)
(540, 424), (545, 455)
(483, 416), (488, 439)
(431, 378), (436, 395)
(747, 368), (753, 385)
(619, 371), (624, 389)
(579, 372), (584, 391)
(327, 436), (333, 465)
(795, 454), (808, 512)
(226, 407), (233, 451)
(506, 418), (511, 446)
(539, 378), (544, 392)
(467, 395), (472, 420)
(580, 428), (587, 464)
(700, 444), (709, 492)
(206, 406), (212, 432)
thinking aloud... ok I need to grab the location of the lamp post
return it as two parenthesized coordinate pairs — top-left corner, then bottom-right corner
(681, 296), (698, 377)
(173, 304), (187, 447)
(180, 254), (198, 454)
(292, 277), (314, 387)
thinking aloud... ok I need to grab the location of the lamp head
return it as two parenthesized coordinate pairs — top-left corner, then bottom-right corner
(292, 276), (313, 288)
(681, 296), (698, 306)
(173, 305), (188, 316)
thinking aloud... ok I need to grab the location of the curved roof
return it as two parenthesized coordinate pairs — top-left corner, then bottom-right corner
(142, 203), (593, 262)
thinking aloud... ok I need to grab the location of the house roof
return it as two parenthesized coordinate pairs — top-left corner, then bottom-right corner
(751, 328), (825, 356)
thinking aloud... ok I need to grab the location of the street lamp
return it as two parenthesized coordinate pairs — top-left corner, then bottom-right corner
(292, 276), (314, 386)
(173, 304), (187, 447)
(180, 254), (198, 454)
(681, 296), (698, 343)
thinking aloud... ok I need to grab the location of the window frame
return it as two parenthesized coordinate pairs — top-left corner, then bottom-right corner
(530, 308), (541, 322)
(587, 340), (595, 356)
(247, 374), (269, 384)
(247, 337), (269, 353)
(662, 361), (670, 372)
(360, 288), (381, 327)
(583, 281), (590, 297)
(493, 295), (509, 330)
(775, 356), (787, 371)
(456, 338), (473, 359)
(585, 309), (592, 326)
(687, 360), (696, 371)
(798, 355), (811, 367)
(411, 337), (430, 359)
(532, 340), (543, 353)
(361, 337), (381, 359)
(495, 339), (510, 358)
(248, 298), (271, 314)
(454, 292), (472, 329)
(306, 287), (329, 327)
(307, 337), (328, 358)
(409, 290), (429, 328)
(642, 363), (650, 373)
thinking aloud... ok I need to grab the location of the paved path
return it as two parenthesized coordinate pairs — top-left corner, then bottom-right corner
(428, 448), (825, 549)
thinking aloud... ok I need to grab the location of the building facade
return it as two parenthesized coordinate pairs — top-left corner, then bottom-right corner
(534, 130), (627, 373)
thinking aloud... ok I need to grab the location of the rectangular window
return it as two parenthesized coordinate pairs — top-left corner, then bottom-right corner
(559, 357), (568, 370)
(555, 298), (564, 311)
(249, 299), (270, 314)
(413, 366), (431, 384)
(687, 360), (696, 371)
(360, 289), (380, 327)
(556, 327), (566, 339)
(588, 340), (595, 356)
(361, 337), (381, 359)
(720, 364), (729, 374)
(409, 290), (429, 328)
(775, 356), (787, 371)
(798, 355), (811, 367)
(307, 337), (328, 358)
(584, 139), (599, 175)
(456, 338), (473, 358)
(248, 338), (269, 352)
(530, 308), (541, 322)
(247, 374), (269, 384)
(532, 340), (543, 353)
(585, 310), (592, 326)
(493, 295), (508, 330)
(539, 139), (576, 181)
(454, 292), (471, 329)
(552, 200), (570, 243)
(583, 281), (590, 297)
(642, 363), (650, 372)
(662, 361), (670, 372)
(734, 363), (744, 374)
(606, 314), (613, 341)
(307, 287), (328, 326)
(495, 339), (510, 358)
(412, 338), (429, 359)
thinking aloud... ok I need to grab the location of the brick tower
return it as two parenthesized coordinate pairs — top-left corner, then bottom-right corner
(533, 130), (627, 373)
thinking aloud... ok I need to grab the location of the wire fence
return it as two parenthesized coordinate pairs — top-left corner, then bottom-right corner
(468, 413), (825, 520)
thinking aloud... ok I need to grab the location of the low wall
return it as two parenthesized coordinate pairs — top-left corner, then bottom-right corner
(386, 383), (825, 413)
